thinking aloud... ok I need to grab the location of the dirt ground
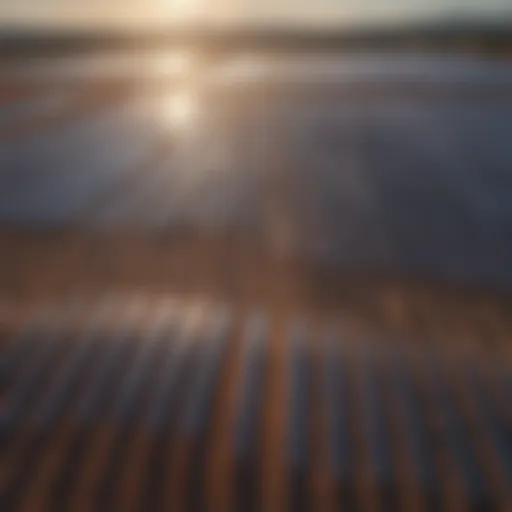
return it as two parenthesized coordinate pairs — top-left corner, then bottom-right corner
(1, 230), (511, 346)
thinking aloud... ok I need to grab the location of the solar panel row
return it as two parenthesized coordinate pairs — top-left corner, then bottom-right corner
(1, 297), (510, 510)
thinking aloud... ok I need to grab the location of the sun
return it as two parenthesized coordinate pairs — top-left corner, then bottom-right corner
(166, 0), (202, 21)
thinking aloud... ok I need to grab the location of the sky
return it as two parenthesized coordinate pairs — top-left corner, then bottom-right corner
(1, 0), (511, 28)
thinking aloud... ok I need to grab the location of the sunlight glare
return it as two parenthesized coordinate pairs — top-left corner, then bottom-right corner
(166, 91), (196, 129)
(168, 0), (201, 21)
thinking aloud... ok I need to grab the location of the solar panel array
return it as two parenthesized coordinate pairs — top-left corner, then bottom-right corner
(1, 297), (511, 511)
(1, 62), (512, 286)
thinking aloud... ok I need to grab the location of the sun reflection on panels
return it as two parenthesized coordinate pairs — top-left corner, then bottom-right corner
(150, 50), (193, 78)
(166, 90), (196, 128)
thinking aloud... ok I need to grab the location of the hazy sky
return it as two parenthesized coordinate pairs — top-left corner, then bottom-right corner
(2, 0), (512, 28)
